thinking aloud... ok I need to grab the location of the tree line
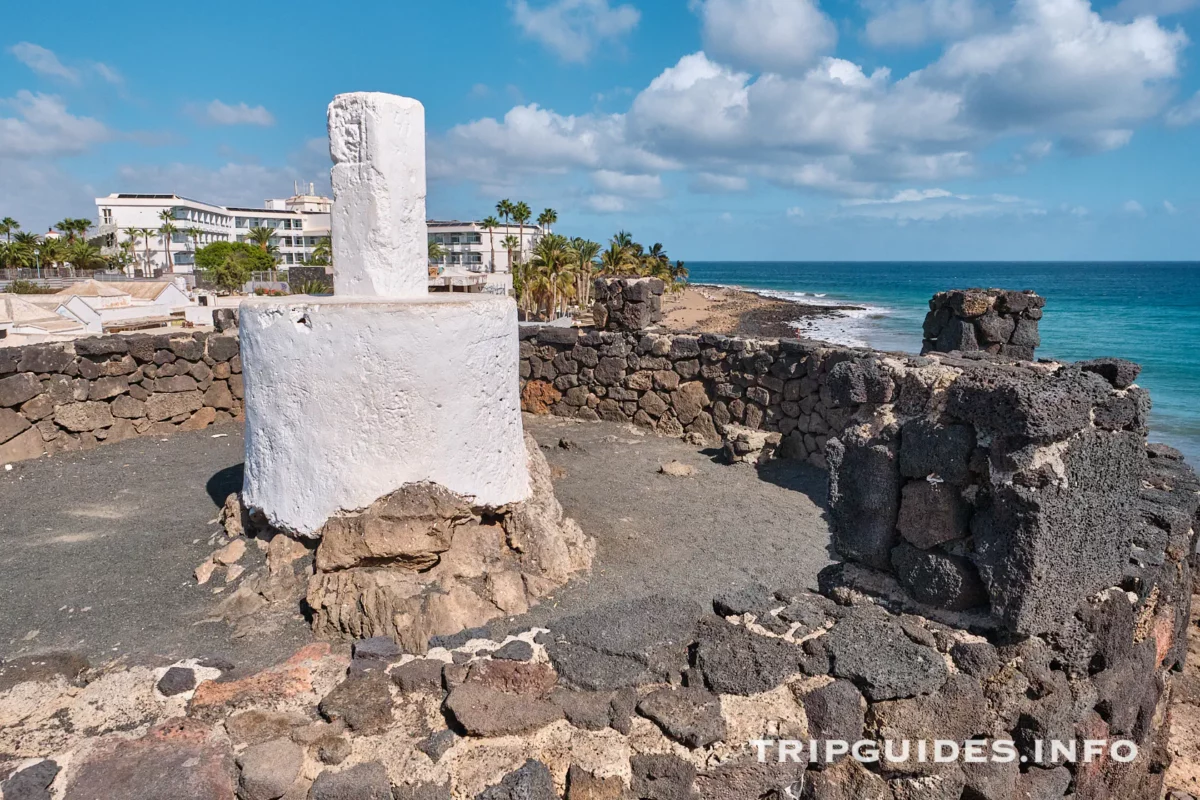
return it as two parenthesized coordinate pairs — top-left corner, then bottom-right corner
(0, 216), (108, 273)
(516, 229), (687, 319)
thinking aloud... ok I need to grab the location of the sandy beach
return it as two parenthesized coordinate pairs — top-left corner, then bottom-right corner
(661, 283), (866, 340)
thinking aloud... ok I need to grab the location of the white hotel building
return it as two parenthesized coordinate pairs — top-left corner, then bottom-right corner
(94, 189), (332, 276)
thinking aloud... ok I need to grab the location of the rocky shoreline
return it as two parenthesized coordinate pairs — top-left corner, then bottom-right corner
(661, 284), (866, 340)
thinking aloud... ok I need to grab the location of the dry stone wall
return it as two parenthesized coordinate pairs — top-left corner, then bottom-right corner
(518, 326), (875, 469)
(922, 288), (1044, 359)
(591, 277), (665, 332)
(0, 331), (243, 463)
(822, 353), (1197, 800)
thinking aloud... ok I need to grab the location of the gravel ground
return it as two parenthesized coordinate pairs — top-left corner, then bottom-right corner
(508, 414), (835, 632)
(0, 416), (835, 670)
(0, 422), (312, 673)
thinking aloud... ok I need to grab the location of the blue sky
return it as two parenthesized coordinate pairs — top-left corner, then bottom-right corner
(2, 0), (1199, 260)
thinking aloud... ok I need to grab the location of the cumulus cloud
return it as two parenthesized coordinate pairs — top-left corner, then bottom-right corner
(1123, 199), (1146, 215)
(512, 0), (640, 62)
(0, 91), (109, 157)
(693, 0), (837, 74)
(1163, 200), (1178, 214)
(435, 0), (1189, 204)
(864, 0), (993, 47)
(1166, 90), (1200, 126)
(193, 100), (276, 127)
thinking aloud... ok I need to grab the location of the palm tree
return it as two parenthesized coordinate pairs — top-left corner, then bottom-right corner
(246, 225), (276, 251)
(186, 226), (203, 253)
(480, 216), (500, 273)
(1, 217), (19, 243)
(67, 241), (104, 272)
(311, 236), (332, 266)
(54, 219), (75, 242)
(527, 233), (575, 316)
(501, 234), (520, 272)
(159, 220), (178, 273)
(496, 199), (513, 232)
(537, 208), (557, 236)
(429, 241), (446, 265)
(118, 237), (136, 276)
(123, 228), (143, 275)
(131, 227), (155, 276)
(570, 237), (601, 309)
(669, 260), (689, 291)
(512, 201), (532, 262)
(38, 236), (65, 274)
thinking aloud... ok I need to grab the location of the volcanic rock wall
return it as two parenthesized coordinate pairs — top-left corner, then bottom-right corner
(922, 288), (1044, 359)
(518, 326), (876, 468)
(0, 332), (242, 463)
(591, 277), (665, 332)
(822, 353), (1197, 799)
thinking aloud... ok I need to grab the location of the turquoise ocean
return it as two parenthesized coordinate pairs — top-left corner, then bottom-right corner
(688, 262), (1200, 466)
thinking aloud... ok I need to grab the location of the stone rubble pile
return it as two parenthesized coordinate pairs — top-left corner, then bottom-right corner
(299, 434), (594, 653)
(0, 332), (243, 463)
(721, 425), (781, 465)
(921, 288), (1045, 360)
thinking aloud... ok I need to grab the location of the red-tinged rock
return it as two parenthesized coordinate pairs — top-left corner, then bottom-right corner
(188, 666), (313, 720)
(63, 733), (236, 800)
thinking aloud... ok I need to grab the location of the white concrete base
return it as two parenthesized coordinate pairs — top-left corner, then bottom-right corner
(238, 294), (530, 536)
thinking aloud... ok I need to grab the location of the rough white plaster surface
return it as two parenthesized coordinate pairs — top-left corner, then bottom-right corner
(328, 92), (427, 298)
(239, 295), (530, 536)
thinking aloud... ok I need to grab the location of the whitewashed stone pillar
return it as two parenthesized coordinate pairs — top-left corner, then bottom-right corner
(238, 92), (530, 537)
(328, 93), (428, 298)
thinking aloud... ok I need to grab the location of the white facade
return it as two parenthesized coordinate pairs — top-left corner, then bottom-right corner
(427, 220), (539, 275)
(94, 191), (332, 275)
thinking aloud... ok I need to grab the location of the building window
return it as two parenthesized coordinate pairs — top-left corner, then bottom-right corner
(174, 252), (194, 265)
(236, 217), (248, 228)
(101, 208), (112, 224)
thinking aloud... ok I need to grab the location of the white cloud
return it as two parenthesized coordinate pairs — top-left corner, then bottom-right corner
(8, 43), (120, 86)
(0, 91), (109, 157)
(864, 0), (993, 47)
(431, 103), (673, 182)
(512, 0), (640, 63)
(838, 188), (1043, 220)
(585, 193), (629, 213)
(591, 169), (664, 197)
(690, 172), (749, 193)
(1163, 200), (1178, 214)
(1123, 199), (1146, 215)
(93, 63), (122, 85)
(786, 206), (806, 217)
(1166, 90), (1200, 126)
(435, 0), (1189, 204)
(195, 100), (276, 127)
(9, 43), (79, 83)
(1060, 129), (1134, 154)
(693, 0), (837, 74)
(111, 146), (331, 210)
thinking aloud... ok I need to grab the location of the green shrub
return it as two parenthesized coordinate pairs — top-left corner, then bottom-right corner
(6, 279), (58, 294)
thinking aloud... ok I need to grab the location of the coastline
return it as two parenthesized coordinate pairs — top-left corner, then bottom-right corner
(661, 283), (870, 343)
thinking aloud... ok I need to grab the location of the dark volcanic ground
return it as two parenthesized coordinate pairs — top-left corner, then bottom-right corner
(0, 416), (836, 671)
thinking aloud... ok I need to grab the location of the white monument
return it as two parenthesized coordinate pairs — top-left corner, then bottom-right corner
(239, 92), (530, 537)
